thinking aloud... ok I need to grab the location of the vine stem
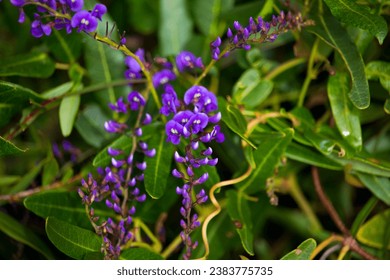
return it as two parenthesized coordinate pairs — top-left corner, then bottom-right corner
(264, 57), (306, 80)
(197, 166), (253, 260)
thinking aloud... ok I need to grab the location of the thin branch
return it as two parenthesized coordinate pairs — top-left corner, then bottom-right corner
(311, 167), (377, 260)
(0, 174), (82, 203)
(311, 166), (350, 235)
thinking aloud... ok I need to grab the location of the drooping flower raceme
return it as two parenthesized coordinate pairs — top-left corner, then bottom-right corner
(78, 57), (155, 260)
(211, 10), (308, 60)
(161, 81), (224, 259)
(9, 0), (107, 38)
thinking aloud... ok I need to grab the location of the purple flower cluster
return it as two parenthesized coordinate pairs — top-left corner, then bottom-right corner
(211, 11), (306, 60)
(78, 57), (157, 259)
(160, 83), (223, 259)
(175, 51), (204, 72)
(10, 0), (106, 38)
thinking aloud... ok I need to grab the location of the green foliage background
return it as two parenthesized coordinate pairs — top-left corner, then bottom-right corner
(0, 0), (389, 260)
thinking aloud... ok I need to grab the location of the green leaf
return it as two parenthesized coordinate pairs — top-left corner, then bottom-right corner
(323, 0), (388, 45)
(0, 211), (53, 259)
(336, 155), (390, 177)
(42, 156), (59, 186)
(385, 99), (390, 115)
(233, 69), (274, 108)
(218, 97), (256, 148)
(45, 217), (102, 259)
(357, 209), (390, 250)
(144, 131), (174, 199)
(59, 94), (80, 137)
(0, 52), (55, 78)
(75, 104), (112, 148)
(6, 160), (45, 196)
(191, 0), (234, 37)
(327, 71), (362, 149)
(45, 29), (81, 63)
(308, 7), (370, 109)
(0, 136), (26, 157)
(93, 135), (132, 167)
(24, 191), (111, 229)
(238, 129), (293, 194)
(120, 248), (164, 260)
(286, 142), (343, 171)
(226, 190), (254, 255)
(159, 0), (193, 56)
(281, 238), (317, 260)
(128, 0), (159, 34)
(41, 81), (74, 99)
(357, 173), (390, 205)
(366, 61), (390, 92)
(0, 81), (43, 128)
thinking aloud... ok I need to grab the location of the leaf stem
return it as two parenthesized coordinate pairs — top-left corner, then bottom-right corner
(297, 38), (320, 107)
(264, 57), (306, 80)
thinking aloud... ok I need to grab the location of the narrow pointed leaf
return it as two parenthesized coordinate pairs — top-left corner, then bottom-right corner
(144, 131), (174, 199)
(24, 191), (112, 229)
(0, 52), (55, 78)
(0, 81), (43, 128)
(357, 173), (390, 205)
(323, 0), (388, 44)
(226, 190), (254, 255)
(281, 238), (317, 260)
(328, 71), (362, 149)
(0, 136), (26, 157)
(238, 128), (293, 194)
(0, 211), (53, 259)
(218, 97), (256, 148)
(46, 217), (102, 259)
(308, 8), (370, 109)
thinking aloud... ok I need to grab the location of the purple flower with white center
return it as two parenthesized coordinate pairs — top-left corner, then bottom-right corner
(175, 51), (204, 72)
(152, 69), (176, 88)
(173, 110), (194, 127)
(71, 10), (98, 33)
(160, 84), (180, 116)
(183, 85), (209, 107)
(186, 113), (209, 134)
(90, 3), (107, 20)
(127, 91), (145, 111)
(166, 120), (187, 145)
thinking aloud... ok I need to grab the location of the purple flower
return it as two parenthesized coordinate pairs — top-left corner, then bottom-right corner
(152, 69), (176, 88)
(173, 110), (194, 127)
(125, 49), (145, 73)
(175, 51), (204, 72)
(71, 10), (98, 33)
(160, 85), (180, 116)
(166, 120), (187, 145)
(104, 120), (127, 133)
(184, 85), (209, 106)
(90, 4), (107, 20)
(127, 91), (145, 111)
(186, 113), (209, 134)
(10, 0), (25, 7)
(109, 97), (127, 113)
(31, 15), (52, 38)
(54, 18), (72, 33)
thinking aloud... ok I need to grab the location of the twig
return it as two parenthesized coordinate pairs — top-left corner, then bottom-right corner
(0, 174), (82, 203)
(311, 167), (377, 260)
(311, 166), (350, 235)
